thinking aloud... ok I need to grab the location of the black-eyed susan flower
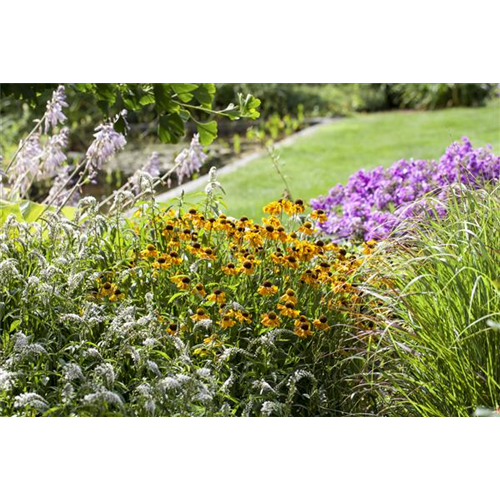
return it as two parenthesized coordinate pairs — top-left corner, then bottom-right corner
(261, 311), (281, 328)
(166, 323), (178, 336)
(180, 228), (193, 241)
(276, 226), (288, 242)
(222, 263), (238, 276)
(294, 321), (313, 338)
(277, 301), (300, 318)
(191, 308), (210, 322)
(280, 288), (298, 305)
(203, 334), (220, 346)
(283, 255), (299, 270)
(168, 251), (182, 265)
(294, 315), (309, 327)
(310, 209), (327, 223)
(218, 314), (236, 329)
(193, 283), (206, 298)
(298, 221), (314, 236)
(262, 224), (279, 240)
(240, 260), (255, 275)
(162, 223), (175, 237)
(152, 255), (170, 270)
(202, 247), (216, 260)
(363, 239), (377, 255)
(207, 289), (226, 304)
(237, 216), (253, 228)
(300, 269), (319, 285)
(186, 242), (203, 256)
(109, 288), (125, 302)
(313, 316), (330, 331)
(140, 244), (158, 258)
(193, 347), (208, 357)
(284, 199), (305, 216)
(171, 276), (191, 290)
(263, 201), (283, 216)
(100, 282), (115, 297)
(271, 251), (284, 265)
(258, 280), (278, 296)
(235, 310), (252, 324)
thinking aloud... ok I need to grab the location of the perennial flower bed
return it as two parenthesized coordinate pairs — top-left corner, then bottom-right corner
(0, 191), (377, 416)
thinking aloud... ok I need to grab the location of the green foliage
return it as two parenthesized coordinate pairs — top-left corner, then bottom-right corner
(392, 83), (497, 110)
(1, 83), (261, 146)
(0, 199), (76, 225)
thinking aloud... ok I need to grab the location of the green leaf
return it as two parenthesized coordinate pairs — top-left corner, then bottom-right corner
(158, 113), (185, 143)
(196, 120), (217, 145)
(19, 200), (46, 222)
(168, 292), (188, 304)
(0, 199), (23, 225)
(193, 83), (216, 108)
(238, 93), (261, 120)
(9, 319), (21, 333)
(171, 83), (199, 103)
(154, 84), (180, 113)
(0, 199), (76, 225)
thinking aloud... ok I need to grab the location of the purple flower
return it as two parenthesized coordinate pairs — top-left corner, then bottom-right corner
(311, 138), (500, 241)
(175, 134), (207, 185)
(44, 85), (68, 133)
(131, 152), (162, 195)
(86, 112), (127, 181)
(40, 127), (69, 177)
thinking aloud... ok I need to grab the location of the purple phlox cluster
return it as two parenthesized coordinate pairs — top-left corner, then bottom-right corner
(175, 134), (207, 185)
(44, 85), (68, 133)
(311, 137), (500, 241)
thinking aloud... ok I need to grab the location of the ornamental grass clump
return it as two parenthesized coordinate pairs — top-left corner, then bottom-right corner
(311, 138), (500, 241)
(356, 186), (500, 416)
(0, 180), (378, 416)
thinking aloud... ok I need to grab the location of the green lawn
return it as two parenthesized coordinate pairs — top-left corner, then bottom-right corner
(186, 101), (500, 220)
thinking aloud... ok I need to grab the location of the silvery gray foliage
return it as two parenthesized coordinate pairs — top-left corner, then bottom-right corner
(63, 363), (85, 382)
(0, 258), (20, 282)
(252, 379), (277, 395)
(0, 368), (16, 391)
(261, 401), (285, 417)
(93, 363), (116, 388)
(14, 392), (49, 412)
(82, 388), (124, 409)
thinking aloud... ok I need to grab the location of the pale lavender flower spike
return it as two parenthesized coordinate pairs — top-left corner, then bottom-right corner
(9, 133), (43, 198)
(44, 85), (68, 133)
(143, 151), (161, 178)
(131, 151), (162, 194)
(86, 111), (128, 181)
(175, 134), (207, 184)
(40, 126), (69, 178)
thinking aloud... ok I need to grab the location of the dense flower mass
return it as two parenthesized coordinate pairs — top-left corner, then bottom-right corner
(0, 195), (376, 416)
(311, 138), (500, 240)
